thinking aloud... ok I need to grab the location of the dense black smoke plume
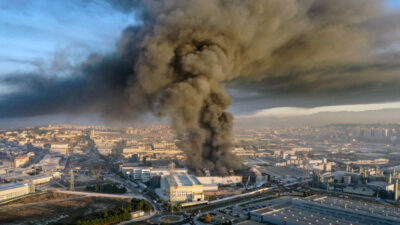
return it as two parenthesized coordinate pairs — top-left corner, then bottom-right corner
(1, 0), (400, 174)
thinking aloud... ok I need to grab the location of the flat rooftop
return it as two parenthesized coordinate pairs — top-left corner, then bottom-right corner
(168, 173), (201, 186)
(0, 182), (26, 192)
(262, 206), (364, 225)
(261, 166), (303, 178)
(303, 195), (400, 218)
(252, 195), (400, 225)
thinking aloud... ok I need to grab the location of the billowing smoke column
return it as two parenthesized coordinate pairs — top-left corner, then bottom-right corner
(133, 1), (245, 174)
(0, 0), (399, 174)
(130, 0), (383, 174)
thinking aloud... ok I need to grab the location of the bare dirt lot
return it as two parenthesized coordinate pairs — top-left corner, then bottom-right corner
(0, 191), (130, 225)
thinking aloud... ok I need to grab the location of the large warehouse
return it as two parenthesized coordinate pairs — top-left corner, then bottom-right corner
(251, 195), (400, 225)
(160, 173), (204, 203)
(0, 183), (33, 202)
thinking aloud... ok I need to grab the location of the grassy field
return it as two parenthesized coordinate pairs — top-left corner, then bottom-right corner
(0, 192), (130, 225)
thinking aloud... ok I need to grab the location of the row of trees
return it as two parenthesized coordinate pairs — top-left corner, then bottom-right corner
(204, 213), (212, 223)
(164, 201), (181, 212)
(131, 198), (153, 211)
(86, 183), (127, 194)
(76, 198), (153, 225)
(76, 207), (131, 225)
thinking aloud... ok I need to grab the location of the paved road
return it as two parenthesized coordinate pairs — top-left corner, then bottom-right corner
(52, 189), (146, 199)
(118, 212), (155, 225)
(104, 174), (161, 210)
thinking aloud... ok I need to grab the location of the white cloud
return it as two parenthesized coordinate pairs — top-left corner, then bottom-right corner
(239, 101), (400, 118)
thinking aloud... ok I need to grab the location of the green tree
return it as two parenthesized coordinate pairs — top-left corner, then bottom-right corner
(102, 209), (109, 218)
(204, 213), (212, 223)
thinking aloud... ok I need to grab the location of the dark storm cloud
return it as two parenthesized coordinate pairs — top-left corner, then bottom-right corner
(229, 56), (400, 114)
(1, 0), (400, 174)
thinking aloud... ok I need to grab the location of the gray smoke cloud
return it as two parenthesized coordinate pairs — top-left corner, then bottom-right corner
(1, 0), (400, 174)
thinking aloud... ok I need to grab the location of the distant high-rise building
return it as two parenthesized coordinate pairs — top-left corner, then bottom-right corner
(385, 129), (389, 137)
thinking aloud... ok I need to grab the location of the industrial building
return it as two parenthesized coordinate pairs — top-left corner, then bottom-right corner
(159, 173), (204, 203)
(196, 176), (242, 185)
(367, 181), (394, 191)
(26, 173), (56, 185)
(0, 183), (33, 202)
(343, 186), (375, 196)
(120, 165), (188, 182)
(0, 172), (58, 185)
(124, 167), (151, 182)
(251, 195), (400, 225)
(37, 155), (62, 169)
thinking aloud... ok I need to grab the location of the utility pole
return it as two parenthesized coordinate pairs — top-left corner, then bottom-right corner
(70, 169), (74, 191)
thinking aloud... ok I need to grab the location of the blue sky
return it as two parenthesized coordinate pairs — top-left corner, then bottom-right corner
(0, 0), (136, 76)
(388, 0), (400, 8)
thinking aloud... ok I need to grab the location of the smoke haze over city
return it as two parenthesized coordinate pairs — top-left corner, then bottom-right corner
(1, 0), (400, 172)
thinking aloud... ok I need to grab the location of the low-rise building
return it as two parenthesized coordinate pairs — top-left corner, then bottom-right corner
(160, 173), (204, 203)
(14, 156), (29, 168)
(50, 143), (69, 155)
(343, 158), (389, 165)
(367, 181), (394, 191)
(196, 176), (243, 186)
(251, 196), (400, 225)
(343, 186), (375, 196)
(131, 210), (145, 218)
(0, 183), (33, 201)
(24, 174), (55, 185)
(127, 167), (151, 182)
(120, 165), (188, 182)
(0, 159), (14, 168)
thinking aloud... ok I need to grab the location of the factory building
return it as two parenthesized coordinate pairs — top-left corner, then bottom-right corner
(26, 174), (55, 185)
(0, 183), (33, 202)
(196, 176), (242, 185)
(321, 171), (360, 185)
(0, 172), (58, 185)
(367, 181), (394, 192)
(159, 173), (204, 203)
(251, 196), (400, 225)
(120, 165), (188, 182)
(126, 167), (151, 182)
(343, 186), (375, 196)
